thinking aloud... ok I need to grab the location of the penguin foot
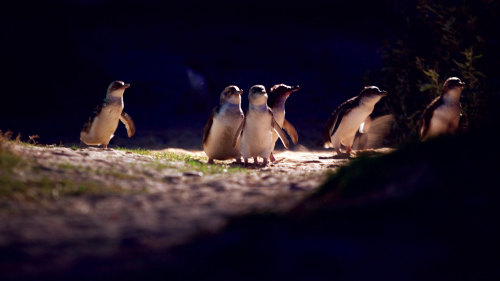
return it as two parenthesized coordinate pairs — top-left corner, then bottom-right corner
(345, 146), (352, 155)
(102, 144), (108, 150)
(262, 158), (268, 166)
(244, 158), (249, 166)
(208, 158), (214, 164)
(270, 152), (276, 162)
(253, 157), (259, 164)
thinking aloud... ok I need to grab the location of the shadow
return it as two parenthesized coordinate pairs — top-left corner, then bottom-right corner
(318, 153), (352, 160)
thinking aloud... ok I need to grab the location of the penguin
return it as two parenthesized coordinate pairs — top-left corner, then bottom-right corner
(419, 77), (465, 141)
(324, 86), (387, 155)
(202, 85), (244, 164)
(233, 85), (290, 165)
(268, 84), (300, 162)
(80, 81), (135, 149)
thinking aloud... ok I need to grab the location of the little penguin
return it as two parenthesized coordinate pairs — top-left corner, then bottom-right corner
(233, 85), (290, 165)
(419, 77), (465, 141)
(203, 85), (244, 164)
(268, 84), (300, 162)
(324, 86), (387, 155)
(80, 81), (135, 149)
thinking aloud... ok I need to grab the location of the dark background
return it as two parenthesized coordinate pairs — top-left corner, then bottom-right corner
(1, 0), (498, 148)
(0, 0), (409, 148)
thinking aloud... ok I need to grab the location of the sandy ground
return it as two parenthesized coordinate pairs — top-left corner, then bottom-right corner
(0, 144), (379, 278)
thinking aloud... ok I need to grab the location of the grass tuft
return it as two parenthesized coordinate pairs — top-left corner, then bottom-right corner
(115, 146), (153, 155)
(117, 147), (247, 174)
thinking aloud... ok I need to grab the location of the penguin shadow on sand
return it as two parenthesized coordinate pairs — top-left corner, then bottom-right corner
(233, 158), (271, 169)
(319, 150), (353, 160)
(200, 156), (270, 169)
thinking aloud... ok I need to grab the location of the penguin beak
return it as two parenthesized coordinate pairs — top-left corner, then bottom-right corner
(291, 85), (300, 93)
(122, 83), (130, 89)
(380, 90), (388, 97)
(237, 90), (243, 95)
(459, 81), (465, 89)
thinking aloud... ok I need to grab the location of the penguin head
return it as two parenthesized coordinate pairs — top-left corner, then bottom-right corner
(443, 77), (465, 92)
(249, 85), (268, 104)
(268, 84), (300, 107)
(107, 81), (130, 97)
(270, 84), (300, 98)
(220, 85), (243, 105)
(360, 86), (387, 101)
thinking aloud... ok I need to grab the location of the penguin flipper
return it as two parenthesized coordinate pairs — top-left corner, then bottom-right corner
(419, 96), (443, 139)
(119, 111), (136, 137)
(202, 107), (217, 146)
(272, 117), (290, 149)
(283, 119), (299, 144)
(232, 117), (246, 148)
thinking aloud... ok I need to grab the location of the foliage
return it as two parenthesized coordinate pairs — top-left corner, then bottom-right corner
(0, 130), (22, 170)
(307, 123), (499, 212)
(376, 0), (497, 143)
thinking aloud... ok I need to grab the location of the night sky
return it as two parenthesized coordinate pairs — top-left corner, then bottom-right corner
(1, 1), (417, 146)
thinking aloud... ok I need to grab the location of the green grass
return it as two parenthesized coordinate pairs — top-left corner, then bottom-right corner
(117, 147), (247, 174)
(1, 155), (139, 200)
(160, 153), (247, 174)
(0, 135), (24, 172)
(149, 157), (247, 174)
(0, 140), (247, 202)
(115, 146), (153, 155)
(0, 149), (136, 200)
(57, 162), (78, 170)
(0, 150), (21, 170)
(184, 158), (247, 174)
(0, 175), (127, 199)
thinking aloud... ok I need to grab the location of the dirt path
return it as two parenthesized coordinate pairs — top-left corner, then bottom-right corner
(1, 144), (374, 278)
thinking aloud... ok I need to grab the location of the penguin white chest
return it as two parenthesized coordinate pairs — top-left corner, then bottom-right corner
(334, 106), (372, 142)
(241, 111), (274, 159)
(204, 113), (243, 160)
(329, 104), (374, 149)
(428, 104), (461, 136)
(85, 104), (123, 144)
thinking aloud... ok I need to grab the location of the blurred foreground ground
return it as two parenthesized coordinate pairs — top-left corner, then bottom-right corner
(0, 143), (377, 280)
(2, 128), (498, 281)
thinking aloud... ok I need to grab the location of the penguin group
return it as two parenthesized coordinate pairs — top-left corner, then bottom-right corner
(80, 77), (466, 165)
(203, 84), (298, 165)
